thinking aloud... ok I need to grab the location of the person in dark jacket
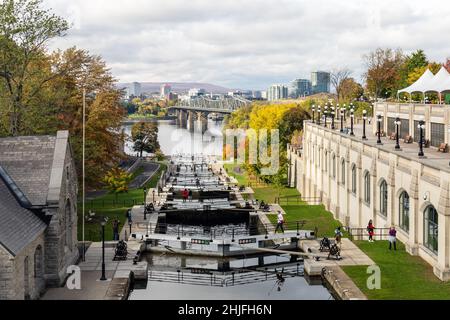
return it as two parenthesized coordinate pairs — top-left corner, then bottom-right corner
(367, 220), (375, 242)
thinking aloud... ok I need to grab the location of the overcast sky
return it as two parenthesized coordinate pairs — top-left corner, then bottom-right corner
(44, 0), (450, 90)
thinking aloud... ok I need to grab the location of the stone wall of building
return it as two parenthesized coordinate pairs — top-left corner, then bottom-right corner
(44, 132), (79, 287)
(0, 234), (45, 300)
(288, 122), (450, 281)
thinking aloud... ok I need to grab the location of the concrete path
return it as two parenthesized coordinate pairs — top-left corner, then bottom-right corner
(41, 242), (147, 300)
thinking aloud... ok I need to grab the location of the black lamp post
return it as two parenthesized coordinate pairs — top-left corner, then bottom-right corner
(324, 105), (328, 127)
(418, 117), (425, 157)
(317, 106), (321, 125)
(336, 104), (340, 120)
(129, 220), (132, 235)
(362, 110), (367, 140)
(340, 109), (344, 132)
(311, 105), (315, 123)
(152, 190), (155, 203)
(331, 106), (335, 129)
(350, 108), (355, 136)
(394, 115), (401, 150)
(376, 113), (383, 145)
(100, 217), (108, 281)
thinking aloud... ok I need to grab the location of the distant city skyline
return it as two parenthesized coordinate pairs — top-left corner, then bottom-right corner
(45, 0), (450, 90)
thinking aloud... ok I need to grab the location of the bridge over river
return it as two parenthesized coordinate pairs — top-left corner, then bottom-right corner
(170, 95), (251, 133)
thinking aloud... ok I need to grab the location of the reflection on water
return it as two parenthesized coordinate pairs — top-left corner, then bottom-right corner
(122, 119), (224, 157)
(128, 253), (334, 300)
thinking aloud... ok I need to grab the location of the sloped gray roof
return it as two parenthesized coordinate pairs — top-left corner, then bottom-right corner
(0, 135), (56, 206)
(0, 177), (47, 256)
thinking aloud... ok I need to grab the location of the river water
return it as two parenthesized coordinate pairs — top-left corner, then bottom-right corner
(122, 119), (224, 157)
(124, 119), (333, 300)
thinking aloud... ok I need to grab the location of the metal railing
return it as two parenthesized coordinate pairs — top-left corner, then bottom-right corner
(133, 220), (312, 241)
(346, 227), (391, 241)
(275, 196), (322, 205)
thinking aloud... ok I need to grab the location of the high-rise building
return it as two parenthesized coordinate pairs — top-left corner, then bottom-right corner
(311, 71), (330, 94)
(290, 79), (312, 98)
(127, 82), (142, 98)
(161, 84), (172, 98)
(267, 84), (289, 101)
(188, 88), (206, 97)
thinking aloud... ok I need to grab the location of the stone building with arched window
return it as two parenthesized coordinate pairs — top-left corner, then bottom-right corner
(0, 131), (78, 300)
(288, 113), (450, 281)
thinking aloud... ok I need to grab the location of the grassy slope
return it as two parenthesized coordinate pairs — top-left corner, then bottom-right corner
(342, 240), (450, 300)
(78, 162), (167, 241)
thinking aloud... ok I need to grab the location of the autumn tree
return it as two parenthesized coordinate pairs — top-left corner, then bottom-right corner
(340, 78), (364, 102)
(363, 48), (405, 99)
(0, 0), (69, 135)
(131, 121), (160, 157)
(331, 68), (352, 102)
(103, 168), (132, 201)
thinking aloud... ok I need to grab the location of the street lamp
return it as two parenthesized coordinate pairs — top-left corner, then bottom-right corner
(324, 105), (328, 127)
(311, 105), (315, 123)
(418, 117), (426, 157)
(336, 104), (340, 120)
(152, 190), (155, 203)
(331, 106), (335, 129)
(350, 108), (355, 136)
(394, 115), (401, 150)
(362, 110), (367, 140)
(100, 217), (108, 281)
(376, 112), (383, 145)
(340, 109), (344, 132)
(317, 106), (321, 125)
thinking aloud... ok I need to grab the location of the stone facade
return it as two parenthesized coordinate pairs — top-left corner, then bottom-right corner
(288, 119), (450, 281)
(0, 131), (79, 299)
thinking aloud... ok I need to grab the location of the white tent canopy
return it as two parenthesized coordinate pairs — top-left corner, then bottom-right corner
(398, 67), (450, 102)
(398, 69), (435, 94)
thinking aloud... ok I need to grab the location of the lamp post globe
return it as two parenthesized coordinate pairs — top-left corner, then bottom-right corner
(395, 114), (401, 150)
(350, 108), (355, 136)
(376, 112), (383, 144)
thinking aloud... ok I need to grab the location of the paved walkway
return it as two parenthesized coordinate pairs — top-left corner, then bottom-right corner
(42, 242), (147, 300)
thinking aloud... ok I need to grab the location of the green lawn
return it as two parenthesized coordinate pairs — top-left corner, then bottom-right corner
(267, 205), (344, 237)
(342, 240), (450, 300)
(78, 162), (167, 241)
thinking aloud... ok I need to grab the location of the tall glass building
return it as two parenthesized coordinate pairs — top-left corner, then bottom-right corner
(311, 71), (330, 94)
(267, 84), (289, 101)
(290, 79), (312, 98)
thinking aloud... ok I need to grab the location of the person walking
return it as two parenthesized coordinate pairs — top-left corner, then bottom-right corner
(275, 211), (285, 234)
(334, 226), (343, 249)
(188, 190), (193, 202)
(182, 189), (189, 203)
(388, 226), (397, 250)
(112, 219), (120, 241)
(367, 219), (375, 242)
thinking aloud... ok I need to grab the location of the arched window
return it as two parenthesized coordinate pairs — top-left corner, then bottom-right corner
(364, 171), (370, 204)
(324, 151), (328, 172)
(379, 180), (388, 216)
(332, 154), (336, 179)
(351, 164), (356, 194)
(399, 191), (410, 232)
(341, 159), (346, 184)
(424, 205), (438, 253)
(34, 246), (43, 279)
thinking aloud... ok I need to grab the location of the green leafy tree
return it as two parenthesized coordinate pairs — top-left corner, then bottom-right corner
(131, 121), (160, 157)
(103, 168), (132, 201)
(0, 0), (69, 135)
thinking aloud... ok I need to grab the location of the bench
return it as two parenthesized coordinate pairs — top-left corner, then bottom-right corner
(403, 135), (413, 144)
(438, 143), (448, 153)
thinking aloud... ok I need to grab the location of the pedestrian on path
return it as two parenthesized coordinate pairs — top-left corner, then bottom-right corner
(334, 226), (343, 248)
(388, 226), (397, 250)
(182, 189), (189, 202)
(367, 220), (375, 242)
(188, 190), (193, 202)
(112, 219), (120, 241)
(275, 211), (285, 234)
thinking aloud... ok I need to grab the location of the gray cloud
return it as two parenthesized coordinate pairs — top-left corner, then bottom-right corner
(45, 0), (450, 90)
